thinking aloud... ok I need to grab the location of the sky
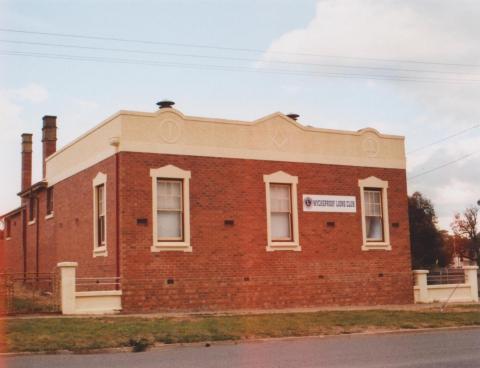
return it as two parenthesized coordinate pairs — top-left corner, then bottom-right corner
(1, 0), (480, 230)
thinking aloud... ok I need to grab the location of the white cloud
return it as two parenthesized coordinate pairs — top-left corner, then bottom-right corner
(262, 1), (480, 62)
(0, 90), (23, 132)
(261, 0), (480, 125)
(12, 83), (49, 103)
(431, 178), (480, 230)
(433, 179), (478, 207)
(261, 0), (480, 230)
(0, 83), (52, 215)
(0, 88), (27, 215)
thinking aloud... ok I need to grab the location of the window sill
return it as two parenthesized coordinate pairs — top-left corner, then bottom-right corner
(45, 213), (54, 220)
(362, 242), (391, 251)
(93, 246), (108, 257)
(5, 237), (11, 241)
(266, 242), (301, 252)
(151, 242), (192, 252)
(27, 220), (36, 226)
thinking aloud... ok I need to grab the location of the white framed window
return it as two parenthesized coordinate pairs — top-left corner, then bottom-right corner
(93, 172), (108, 257)
(157, 179), (183, 240)
(264, 171), (300, 251)
(150, 165), (191, 252)
(358, 176), (391, 251)
(270, 184), (293, 241)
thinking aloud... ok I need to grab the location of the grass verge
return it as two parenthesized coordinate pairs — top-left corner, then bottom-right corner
(3, 309), (480, 353)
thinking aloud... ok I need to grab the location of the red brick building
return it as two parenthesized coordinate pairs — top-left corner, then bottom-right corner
(2, 101), (413, 312)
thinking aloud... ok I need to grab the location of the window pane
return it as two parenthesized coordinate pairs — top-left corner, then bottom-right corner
(158, 211), (182, 239)
(366, 216), (383, 240)
(98, 216), (105, 245)
(157, 180), (182, 210)
(270, 184), (291, 212)
(97, 185), (104, 216)
(271, 213), (291, 239)
(365, 190), (382, 216)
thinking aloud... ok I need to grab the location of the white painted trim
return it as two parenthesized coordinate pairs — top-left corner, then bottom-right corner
(120, 143), (405, 169)
(92, 172), (108, 257)
(74, 290), (122, 315)
(76, 290), (122, 297)
(46, 111), (123, 162)
(27, 220), (36, 226)
(358, 176), (391, 251)
(48, 148), (115, 186)
(263, 171), (301, 252)
(46, 109), (406, 187)
(93, 245), (108, 258)
(57, 261), (78, 267)
(150, 165), (192, 252)
(45, 212), (55, 220)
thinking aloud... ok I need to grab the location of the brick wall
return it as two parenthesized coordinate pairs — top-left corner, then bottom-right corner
(3, 212), (23, 274)
(5, 196), (58, 277)
(3, 155), (118, 281)
(0, 229), (5, 315)
(119, 152), (413, 312)
(53, 155), (118, 279)
(2, 151), (413, 313)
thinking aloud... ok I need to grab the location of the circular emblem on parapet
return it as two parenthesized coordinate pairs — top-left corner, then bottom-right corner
(362, 137), (379, 157)
(160, 120), (181, 143)
(304, 197), (312, 208)
(272, 127), (288, 150)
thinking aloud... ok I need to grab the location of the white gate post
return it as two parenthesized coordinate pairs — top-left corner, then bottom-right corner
(463, 266), (479, 302)
(413, 270), (429, 303)
(57, 262), (78, 314)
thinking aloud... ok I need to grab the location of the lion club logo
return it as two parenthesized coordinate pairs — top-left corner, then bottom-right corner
(304, 197), (312, 208)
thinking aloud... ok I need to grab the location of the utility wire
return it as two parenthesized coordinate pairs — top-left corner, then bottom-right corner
(1, 27), (480, 68)
(408, 151), (478, 181)
(4, 32), (479, 180)
(407, 124), (480, 154)
(0, 39), (478, 77)
(3, 50), (480, 84)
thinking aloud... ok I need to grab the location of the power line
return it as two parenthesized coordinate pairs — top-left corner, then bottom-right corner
(1, 39), (479, 77)
(408, 124), (480, 154)
(408, 151), (478, 181)
(1, 27), (480, 69)
(3, 50), (480, 85)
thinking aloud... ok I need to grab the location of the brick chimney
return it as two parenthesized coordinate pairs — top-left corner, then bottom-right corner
(21, 133), (33, 192)
(42, 115), (57, 178)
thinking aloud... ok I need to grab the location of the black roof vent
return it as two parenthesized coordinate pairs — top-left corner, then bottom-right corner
(286, 113), (299, 121)
(157, 100), (175, 109)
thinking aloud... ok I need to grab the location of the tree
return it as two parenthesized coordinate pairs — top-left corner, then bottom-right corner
(438, 230), (455, 267)
(408, 192), (451, 268)
(451, 206), (480, 265)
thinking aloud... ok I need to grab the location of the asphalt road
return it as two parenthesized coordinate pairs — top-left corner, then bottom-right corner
(6, 328), (480, 368)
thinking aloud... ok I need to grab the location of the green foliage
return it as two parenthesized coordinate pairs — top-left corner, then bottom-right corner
(451, 206), (480, 265)
(408, 192), (451, 268)
(11, 297), (58, 314)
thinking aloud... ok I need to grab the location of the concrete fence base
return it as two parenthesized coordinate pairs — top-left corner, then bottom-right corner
(413, 266), (479, 304)
(58, 262), (122, 315)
